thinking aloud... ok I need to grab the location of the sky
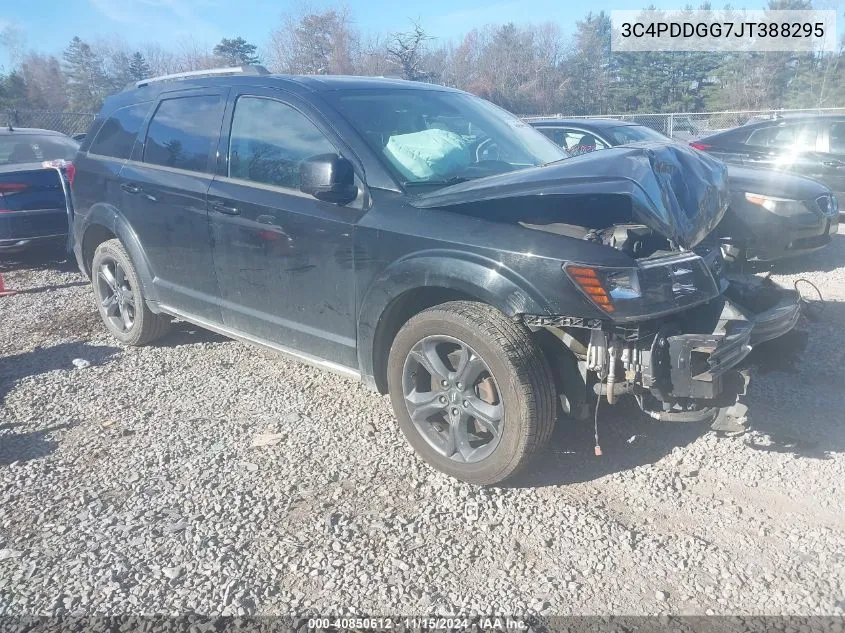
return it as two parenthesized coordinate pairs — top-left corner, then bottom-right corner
(1, 0), (842, 72)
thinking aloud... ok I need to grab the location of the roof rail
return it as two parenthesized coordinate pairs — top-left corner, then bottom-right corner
(134, 65), (270, 88)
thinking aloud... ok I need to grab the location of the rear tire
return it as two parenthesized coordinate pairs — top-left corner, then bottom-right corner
(91, 239), (170, 346)
(387, 301), (556, 485)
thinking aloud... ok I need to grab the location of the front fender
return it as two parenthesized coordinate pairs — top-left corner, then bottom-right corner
(356, 250), (552, 386)
(77, 202), (159, 306)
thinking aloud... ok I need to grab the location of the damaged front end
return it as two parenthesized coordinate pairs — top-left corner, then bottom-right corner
(414, 142), (802, 427)
(525, 265), (800, 427)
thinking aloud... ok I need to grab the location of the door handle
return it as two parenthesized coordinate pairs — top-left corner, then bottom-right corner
(120, 183), (141, 194)
(823, 160), (844, 168)
(209, 200), (240, 215)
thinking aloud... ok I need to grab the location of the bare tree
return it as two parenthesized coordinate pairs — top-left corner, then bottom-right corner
(21, 52), (67, 110)
(358, 34), (391, 76)
(0, 24), (26, 70)
(386, 20), (433, 81)
(269, 4), (358, 74)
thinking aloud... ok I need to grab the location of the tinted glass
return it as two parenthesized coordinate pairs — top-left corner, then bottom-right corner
(0, 134), (78, 165)
(560, 129), (609, 155)
(89, 102), (151, 159)
(747, 123), (817, 150)
(537, 128), (609, 156)
(537, 128), (567, 147)
(607, 125), (667, 145)
(228, 97), (336, 189)
(325, 89), (566, 185)
(143, 96), (222, 172)
(829, 122), (845, 154)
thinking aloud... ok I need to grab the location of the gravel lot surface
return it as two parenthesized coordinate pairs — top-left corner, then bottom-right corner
(1, 234), (844, 618)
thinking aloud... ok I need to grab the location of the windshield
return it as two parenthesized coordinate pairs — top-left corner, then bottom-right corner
(325, 89), (567, 186)
(0, 134), (78, 166)
(606, 125), (667, 145)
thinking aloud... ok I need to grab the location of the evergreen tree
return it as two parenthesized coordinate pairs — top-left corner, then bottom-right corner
(128, 52), (151, 82)
(213, 37), (260, 66)
(62, 36), (108, 111)
(0, 71), (28, 109)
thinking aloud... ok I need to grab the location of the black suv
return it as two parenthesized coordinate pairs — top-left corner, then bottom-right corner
(72, 67), (801, 484)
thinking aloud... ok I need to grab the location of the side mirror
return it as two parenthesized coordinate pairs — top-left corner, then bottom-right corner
(300, 153), (358, 205)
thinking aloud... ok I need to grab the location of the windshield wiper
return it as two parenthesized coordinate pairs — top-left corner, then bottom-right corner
(403, 176), (470, 187)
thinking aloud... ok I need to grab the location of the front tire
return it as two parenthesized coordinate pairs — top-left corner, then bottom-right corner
(387, 301), (556, 485)
(91, 239), (170, 346)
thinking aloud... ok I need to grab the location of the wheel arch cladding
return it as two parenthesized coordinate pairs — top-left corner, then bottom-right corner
(82, 205), (159, 304)
(358, 253), (552, 394)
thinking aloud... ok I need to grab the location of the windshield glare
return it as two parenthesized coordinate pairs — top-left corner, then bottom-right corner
(607, 125), (668, 145)
(327, 89), (567, 185)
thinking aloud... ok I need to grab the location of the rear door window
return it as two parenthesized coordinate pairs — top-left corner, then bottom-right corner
(560, 128), (609, 155)
(89, 102), (151, 159)
(143, 95), (223, 173)
(0, 134), (78, 165)
(536, 127), (567, 148)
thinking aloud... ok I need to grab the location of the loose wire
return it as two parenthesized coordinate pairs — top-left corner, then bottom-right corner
(594, 383), (603, 457)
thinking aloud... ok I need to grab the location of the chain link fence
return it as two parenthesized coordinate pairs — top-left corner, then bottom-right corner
(524, 107), (845, 142)
(4, 109), (97, 137)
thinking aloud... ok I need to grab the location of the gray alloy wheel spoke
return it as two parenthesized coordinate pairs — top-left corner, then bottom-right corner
(410, 340), (452, 382)
(465, 394), (503, 432)
(101, 293), (118, 312)
(451, 413), (475, 461)
(442, 421), (458, 459)
(406, 388), (447, 423)
(120, 305), (133, 331)
(98, 265), (117, 292)
(454, 351), (487, 387)
(114, 263), (126, 288)
(123, 293), (135, 307)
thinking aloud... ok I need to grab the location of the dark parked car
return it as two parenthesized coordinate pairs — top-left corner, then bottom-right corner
(72, 68), (800, 484)
(692, 115), (845, 212)
(530, 118), (839, 262)
(0, 127), (78, 253)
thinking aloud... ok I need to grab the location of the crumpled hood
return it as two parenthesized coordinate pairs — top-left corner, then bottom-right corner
(410, 142), (730, 249)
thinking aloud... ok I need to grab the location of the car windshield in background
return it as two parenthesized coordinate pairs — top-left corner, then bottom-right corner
(0, 134), (78, 166)
(325, 89), (567, 186)
(606, 125), (667, 145)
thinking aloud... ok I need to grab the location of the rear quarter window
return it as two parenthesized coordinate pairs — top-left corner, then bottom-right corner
(89, 102), (152, 159)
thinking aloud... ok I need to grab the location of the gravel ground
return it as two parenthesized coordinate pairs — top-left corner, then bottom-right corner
(1, 234), (844, 619)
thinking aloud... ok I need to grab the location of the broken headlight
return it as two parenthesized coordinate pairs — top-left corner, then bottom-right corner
(565, 254), (719, 321)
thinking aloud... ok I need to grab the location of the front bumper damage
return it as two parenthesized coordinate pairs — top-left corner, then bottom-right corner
(525, 274), (801, 426)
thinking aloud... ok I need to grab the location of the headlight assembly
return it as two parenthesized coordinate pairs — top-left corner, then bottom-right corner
(744, 192), (808, 217)
(564, 254), (720, 321)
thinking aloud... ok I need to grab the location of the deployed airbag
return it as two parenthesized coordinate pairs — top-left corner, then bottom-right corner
(409, 142), (730, 249)
(384, 129), (471, 181)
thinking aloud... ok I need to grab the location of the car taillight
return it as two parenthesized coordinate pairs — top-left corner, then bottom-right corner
(42, 159), (75, 187)
(65, 162), (76, 187)
(689, 141), (711, 151)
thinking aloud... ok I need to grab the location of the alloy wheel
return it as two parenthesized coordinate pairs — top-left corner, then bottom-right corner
(95, 258), (136, 333)
(401, 335), (503, 463)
